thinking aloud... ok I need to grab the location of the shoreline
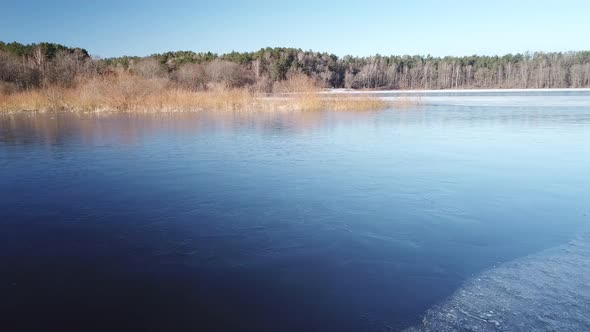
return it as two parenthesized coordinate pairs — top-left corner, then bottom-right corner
(3, 87), (590, 113)
(324, 88), (590, 94)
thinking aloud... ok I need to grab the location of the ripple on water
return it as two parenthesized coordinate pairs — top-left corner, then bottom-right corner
(406, 231), (590, 332)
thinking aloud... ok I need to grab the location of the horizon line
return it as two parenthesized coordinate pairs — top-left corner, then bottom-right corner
(2, 40), (590, 60)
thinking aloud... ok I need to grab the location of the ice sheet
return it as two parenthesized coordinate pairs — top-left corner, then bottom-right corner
(406, 231), (590, 331)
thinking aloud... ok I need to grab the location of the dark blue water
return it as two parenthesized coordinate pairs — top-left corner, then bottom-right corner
(1, 96), (589, 331)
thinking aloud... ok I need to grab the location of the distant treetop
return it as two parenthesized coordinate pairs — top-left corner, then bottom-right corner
(0, 41), (89, 60)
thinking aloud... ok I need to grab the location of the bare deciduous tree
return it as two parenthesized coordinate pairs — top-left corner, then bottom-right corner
(173, 63), (208, 90)
(133, 58), (165, 79)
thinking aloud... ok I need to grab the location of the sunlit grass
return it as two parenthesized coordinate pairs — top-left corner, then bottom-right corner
(0, 73), (418, 113)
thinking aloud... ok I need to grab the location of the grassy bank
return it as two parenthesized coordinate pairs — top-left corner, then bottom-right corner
(0, 74), (402, 113)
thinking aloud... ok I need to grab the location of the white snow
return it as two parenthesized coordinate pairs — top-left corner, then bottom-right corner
(323, 88), (590, 94)
(323, 89), (590, 108)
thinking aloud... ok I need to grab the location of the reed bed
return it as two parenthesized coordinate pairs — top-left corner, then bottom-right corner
(0, 73), (416, 113)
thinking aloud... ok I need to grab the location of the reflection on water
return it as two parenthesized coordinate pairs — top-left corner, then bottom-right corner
(0, 110), (347, 146)
(1, 95), (590, 331)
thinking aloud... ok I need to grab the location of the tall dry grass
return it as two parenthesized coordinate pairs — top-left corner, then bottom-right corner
(324, 95), (389, 111)
(0, 73), (402, 112)
(0, 74), (256, 112)
(270, 73), (323, 110)
(269, 73), (390, 111)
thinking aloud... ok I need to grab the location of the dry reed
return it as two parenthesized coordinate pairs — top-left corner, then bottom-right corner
(0, 73), (412, 113)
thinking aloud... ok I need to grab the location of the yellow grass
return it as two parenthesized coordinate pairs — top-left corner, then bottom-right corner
(0, 74), (414, 113)
(324, 95), (389, 111)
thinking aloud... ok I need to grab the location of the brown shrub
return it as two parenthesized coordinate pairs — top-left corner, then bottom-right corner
(273, 72), (319, 93)
(205, 60), (253, 88)
(132, 58), (166, 79)
(0, 81), (17, 94)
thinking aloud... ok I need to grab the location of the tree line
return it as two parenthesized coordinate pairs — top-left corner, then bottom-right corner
(2, 41), (590, 93)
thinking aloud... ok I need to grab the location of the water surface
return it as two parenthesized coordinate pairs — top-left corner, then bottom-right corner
(1, 92), (589, 331)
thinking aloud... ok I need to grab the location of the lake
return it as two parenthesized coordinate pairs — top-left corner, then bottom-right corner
(1, 91), (589, 331)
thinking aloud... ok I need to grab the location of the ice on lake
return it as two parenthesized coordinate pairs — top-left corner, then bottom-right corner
(328, 88), (590, 108)
(406, 229), (590, 332)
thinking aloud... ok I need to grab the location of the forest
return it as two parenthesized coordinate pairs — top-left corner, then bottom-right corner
(2, 41), (590, 93)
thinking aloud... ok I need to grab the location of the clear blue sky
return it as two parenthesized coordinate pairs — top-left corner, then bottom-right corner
(2, 0), (590, 58)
